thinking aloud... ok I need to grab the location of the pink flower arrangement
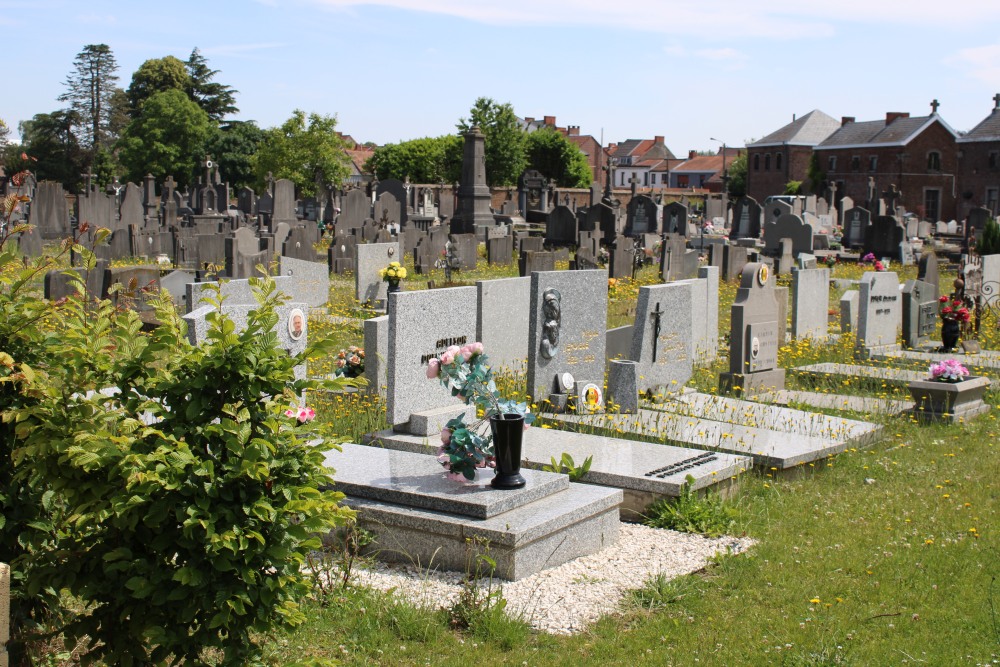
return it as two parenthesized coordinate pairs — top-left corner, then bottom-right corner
(929, 358), (970, 382)
(285, 406), (316, 423)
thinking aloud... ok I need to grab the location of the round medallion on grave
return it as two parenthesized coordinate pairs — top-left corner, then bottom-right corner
(751, 337), (760, 359)
(558, 372), (575, 393)
(757, 264), (769, 286)
(581, 383), (603, 407)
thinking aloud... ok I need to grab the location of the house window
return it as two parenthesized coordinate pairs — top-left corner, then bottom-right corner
(924, 188), (941, 222)
(828, 156), (837, 171)
(869, 156), (878, 171)
(776, 153), (783, 171)
(927, 151), (941, 171)
(987, 187), (999, 215)
(851, 156), (861, 172)
(989, 151), (999, 170)
(644, 172), (648, 186)
(764, 154), (771, 170)
(650, 173), (656, 185)
(753, 154), (760, 170)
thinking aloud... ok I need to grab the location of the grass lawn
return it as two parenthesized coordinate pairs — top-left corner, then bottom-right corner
(260, 256), (1000, 666)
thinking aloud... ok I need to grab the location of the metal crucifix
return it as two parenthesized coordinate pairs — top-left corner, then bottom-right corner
(650, 302), (665, 362)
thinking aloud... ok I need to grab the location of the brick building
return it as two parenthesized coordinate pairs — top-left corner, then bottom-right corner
(746, 110), (841, 202)
(816, 107), (959, 221)
(957, 95), (1000, 219)
(608, 137), (676, 188)
(521, 115), (606, 184)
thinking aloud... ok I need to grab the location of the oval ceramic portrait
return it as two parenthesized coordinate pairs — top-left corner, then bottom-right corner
(288, 308), (306, 341)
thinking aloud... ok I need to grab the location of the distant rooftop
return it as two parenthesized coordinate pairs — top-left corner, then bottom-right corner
(749, 110), (841, 148)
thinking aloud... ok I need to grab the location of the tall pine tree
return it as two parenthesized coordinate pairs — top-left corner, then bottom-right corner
(185, 48), (238, 122)
(58, 44), (120, 150)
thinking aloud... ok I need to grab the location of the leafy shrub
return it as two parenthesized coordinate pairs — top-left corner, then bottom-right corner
(12, 270), (354, 665)
(976, 217), (1000, 256)
(643, 475), (739, 537)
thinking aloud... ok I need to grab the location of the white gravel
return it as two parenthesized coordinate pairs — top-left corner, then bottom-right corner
(348, 524), (755, 635)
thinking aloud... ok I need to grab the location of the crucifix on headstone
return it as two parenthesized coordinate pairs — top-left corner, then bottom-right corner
(629, 174), (640, 197)
(930, 99), (940, 114)
(81, 172), (95, 194)
(602, 156), (616, 198)
(866, 177), (877, 211)
(994, 93), (1000, 110)
(266, 171), (276, 195)
(162, 175), (177, 201)
(202, 156), (214, 185)
(650, 302), (665, 362)
(882, 184), (901, 216)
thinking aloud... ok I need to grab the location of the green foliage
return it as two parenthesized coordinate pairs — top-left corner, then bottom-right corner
(626, 572), (703, 611)
(366, 135), (462, 183)
(726, 152), (747, 198)
(644, 475), (739, 537)
(11, 275), (353, 665)
(254, 110), (350, 196)
(126, 55), (190, 116)
(185, 47), (239, 122)
(541, 452), (593, 481)
(457, 97), (527, 187)
(784, 180), (803, 195)
(976, 217), (1000, 256)
(58, 44), (120, 150)
(205, 120), (267, 190)
(524, 126), (592, 188)
(806, 151), (825, 194)
(16, 110), (85, 189)
(117, 88), (212, 183)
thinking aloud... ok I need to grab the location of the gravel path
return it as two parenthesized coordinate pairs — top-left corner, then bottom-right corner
(349, 524), (755, 635)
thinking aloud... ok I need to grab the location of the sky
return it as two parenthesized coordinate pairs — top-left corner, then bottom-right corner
(4, 0), (1000, 156)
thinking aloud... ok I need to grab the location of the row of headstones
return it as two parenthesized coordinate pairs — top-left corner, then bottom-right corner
(364, 266), (722, 431)
(544, 198), (694, 247)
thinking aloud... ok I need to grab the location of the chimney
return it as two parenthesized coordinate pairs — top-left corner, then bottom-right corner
(885, 111), (909, 125)
(524, 117), (534, 124)
(654, 135), (665, 144)
(567, 125), (580, 136)
(608, 142), (617, 152)
(543, 115), (556, 127)
(841, 116), (855, 126)
(689, 150), (697, 159)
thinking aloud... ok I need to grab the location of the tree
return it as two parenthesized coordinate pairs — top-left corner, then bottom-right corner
(524, 127), (592, 188)
(204, 121), (267, 190)
(185, 48), (239, 122)
(58, 44), (120, 150)
(976, 217), (1000, 256)
(456, 98), (527, 187)
(726, 153), (747, 198)
(806, 152), (825, 195)
(784, 180), (803, 195)
(253, 110), (350, 196)
(117, 89), (211, 183)
(126, 56), (190, 116)
(18, 110), (86, 190)
(0, 117), (9, 148)
(366, 135), (462, 184)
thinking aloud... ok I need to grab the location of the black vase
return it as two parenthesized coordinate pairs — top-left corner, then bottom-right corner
(387, 281), (402, 294)
(941, 319), (961, 352)
(490, 413), (526, 489)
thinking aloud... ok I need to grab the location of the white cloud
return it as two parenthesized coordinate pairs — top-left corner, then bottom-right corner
(300, 0), (1000, 38)
(947, 44), (1000, 86)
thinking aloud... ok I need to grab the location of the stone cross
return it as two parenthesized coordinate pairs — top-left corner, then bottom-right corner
(994, 93), (1000, 110)
(930, 99), (940, 114)
(202, 155), (214, 185)
(602, 156), (616, 197)
(650, 302), (665, 362)
(162, 175), (177, 200)
(629, 174), (640, 197)
(882, 184), (901, 215)
(81, 172), (95, 193)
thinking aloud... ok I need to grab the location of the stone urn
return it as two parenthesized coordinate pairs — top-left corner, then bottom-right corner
(907, 375), (991, 423)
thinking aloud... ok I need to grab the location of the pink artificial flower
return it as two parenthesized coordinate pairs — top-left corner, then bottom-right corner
(426, 358), (440, 378)
(440, 427), (452, 445)
(296, 407), (316, 423)
(440, 350), (455, 365)
(284, 409), (296, 418)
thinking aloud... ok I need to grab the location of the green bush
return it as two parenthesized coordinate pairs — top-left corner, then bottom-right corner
(976, 217), (1000, 256)
(12, 267), (354, 664)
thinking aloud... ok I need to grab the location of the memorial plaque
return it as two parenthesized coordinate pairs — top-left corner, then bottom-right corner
(747, 322), (778, 372)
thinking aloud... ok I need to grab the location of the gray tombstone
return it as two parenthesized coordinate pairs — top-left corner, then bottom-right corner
(917, 253), (939, 302)
(339, 189), (369, 230)
(28, 181), (71, 239)
(764, 213), (814, 255)
(546, 205), (578, 245)
(119, 183), (144, 229)
(355, 242), (400, 304)
(606, 360), (639, 414)
(719, 263), (785, 394)
(840, 290), (859, 333)
(376, 179), (409, 227)
(477, 276), (531, 372)
(625, 194), (657, 237)
(385, 286), (477, 431)
(791, 268), (830, 341)
(629, 283), (694, 395)
(272, 179), (297, 223)
(864, 216), (905, 258)
(662, 201), (689, 236)
(730, 197), (762, 240)
(765, 199), (793, 226)
(855, 271), (901, 358)
(363, 314), (389, 396)
(526, 270), (608, 403)
(842, 206), (870, 249)
(901, 279), (938, 349)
